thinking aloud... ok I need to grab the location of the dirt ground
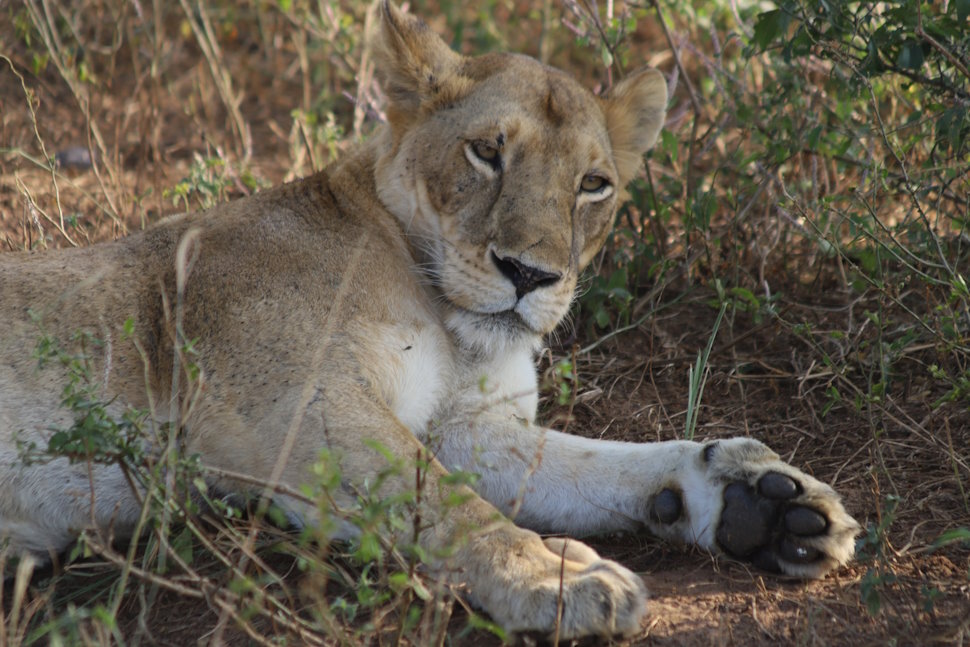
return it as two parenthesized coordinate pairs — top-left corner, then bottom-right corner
(560, 303), (970, 646)
(1, 7), (968, 645)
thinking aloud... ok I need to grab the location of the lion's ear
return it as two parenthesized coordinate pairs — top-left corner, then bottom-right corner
(602, 68), (668, 188)
(370, 1), (469, 116)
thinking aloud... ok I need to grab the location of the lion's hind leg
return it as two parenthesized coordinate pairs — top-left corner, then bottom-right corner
(0, 458), (143, 567)
(459, 530), (648, 640)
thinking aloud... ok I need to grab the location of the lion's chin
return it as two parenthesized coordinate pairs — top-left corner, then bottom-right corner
(444, 306), (545, 356)
(465, 306), (535, 335)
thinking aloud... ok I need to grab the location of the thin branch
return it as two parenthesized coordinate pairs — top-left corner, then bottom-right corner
(916, 3), (970, 83)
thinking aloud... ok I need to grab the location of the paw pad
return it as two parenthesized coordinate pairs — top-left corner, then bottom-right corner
(649, 488), (683, 524)
(779, 538), (820, 564)
(758, 471), (800, 499)
(717, 472), (832, 572)
(784, 506), (827, 535)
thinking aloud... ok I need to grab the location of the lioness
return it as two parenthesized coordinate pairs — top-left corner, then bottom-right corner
(0, 2), (859, 639)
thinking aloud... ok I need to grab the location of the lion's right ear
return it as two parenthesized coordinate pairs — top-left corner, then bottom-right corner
(369, 1), (470, 118)
(602, 68), (668, 189)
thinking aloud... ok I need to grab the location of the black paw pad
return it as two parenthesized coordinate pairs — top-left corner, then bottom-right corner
(718, 479), (829, 571)
(779, 538), (821, 564)
(758, 472), (800, 499)
(784, 506), (827, 536)
(649, 488), (683, 524)
(716, 483), (773, 556)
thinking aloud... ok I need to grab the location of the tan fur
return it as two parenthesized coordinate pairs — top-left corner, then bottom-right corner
(0, 3), (858, 640)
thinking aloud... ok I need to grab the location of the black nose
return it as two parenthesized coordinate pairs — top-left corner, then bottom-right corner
(491, 252), (561, 299)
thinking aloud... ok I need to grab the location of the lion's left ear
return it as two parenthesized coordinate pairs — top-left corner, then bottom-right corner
(602, 68), (668, 188)
(369, 1), (470, 118)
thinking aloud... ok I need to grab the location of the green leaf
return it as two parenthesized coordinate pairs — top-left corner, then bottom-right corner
(660, 129), (678, 162)
(594, 307), (609, 328)
(354, 532), (382, 563)
(729, 286), (759, 307)
(387, 571), (409, 590)
(172, 526), (195, 569)
(932, 527), (970, 548)
(896, 42), (924, 70)
(956, 0), (970, 22)
(860, 572), (882, 615)
(601, 45), (613, 68)
(752, 10), (791, 51)
(806, 124), (823, 150)
(464, 612), (508, 641)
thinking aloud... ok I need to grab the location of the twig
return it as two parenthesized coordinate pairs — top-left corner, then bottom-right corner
(1, 55), (76, 247)
(916, 4), (970, 82)
(642, 0), (702, 199)
(177, 0), (253, 161)
(552, 538), (567, 645)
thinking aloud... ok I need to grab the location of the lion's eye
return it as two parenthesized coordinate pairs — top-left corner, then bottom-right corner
(580, 174), (608, 193)
(471, 141), (501, 167)
(465, 139), (504, 176)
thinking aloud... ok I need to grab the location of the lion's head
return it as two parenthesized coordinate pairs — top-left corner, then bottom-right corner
(371, 1), (667, 354)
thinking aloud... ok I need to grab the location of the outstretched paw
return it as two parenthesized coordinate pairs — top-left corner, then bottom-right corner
(647, 438), (859, 579)
(707, 438), (859, 578)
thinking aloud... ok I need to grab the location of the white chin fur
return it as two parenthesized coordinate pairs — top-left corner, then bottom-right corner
(445, 309), (543, 357)
(512, 285), (572, 335)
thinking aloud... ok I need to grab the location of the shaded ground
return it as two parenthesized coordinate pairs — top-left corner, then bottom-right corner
(556, 299), (970, 645)
(2, 5), (969, 645)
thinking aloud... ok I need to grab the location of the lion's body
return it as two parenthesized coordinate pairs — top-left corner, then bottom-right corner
(0, 3), (859, 639)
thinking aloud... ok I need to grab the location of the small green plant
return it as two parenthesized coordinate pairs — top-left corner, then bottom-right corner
(583, 267), (635, 330)
(296, 440), (496, 644)
(857, 494), (900, 616)
(163, 154), (262, 212)
(684, 302), (727, 440)
(288, 108), (345, 176)
(22, 328), (147, 469)
(550, 358), (578, 406)
(12, 319), (501, 644)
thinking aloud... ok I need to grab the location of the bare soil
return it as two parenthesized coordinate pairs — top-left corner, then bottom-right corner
(1, 9), (968, 645)
(558, 300), (970, 646)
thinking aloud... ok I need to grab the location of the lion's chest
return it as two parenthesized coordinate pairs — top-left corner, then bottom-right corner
(371, 323), (540, 437)
(371, 324), (452, 436)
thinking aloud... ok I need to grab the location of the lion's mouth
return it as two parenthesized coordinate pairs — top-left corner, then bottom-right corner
(472, 306), (526, 326)
(484, 308), (529, 329)
(454, 303), (534, 333)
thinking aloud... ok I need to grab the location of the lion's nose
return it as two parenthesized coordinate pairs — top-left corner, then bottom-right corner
(491, 252), (561, 299)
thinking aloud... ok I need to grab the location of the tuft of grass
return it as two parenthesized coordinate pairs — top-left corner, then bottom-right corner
(684, 300), (726, 440)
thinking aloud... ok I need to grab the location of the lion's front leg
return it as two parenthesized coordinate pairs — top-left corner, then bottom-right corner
(249, 384), (648, 641)
(434, 419), (859, 579)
